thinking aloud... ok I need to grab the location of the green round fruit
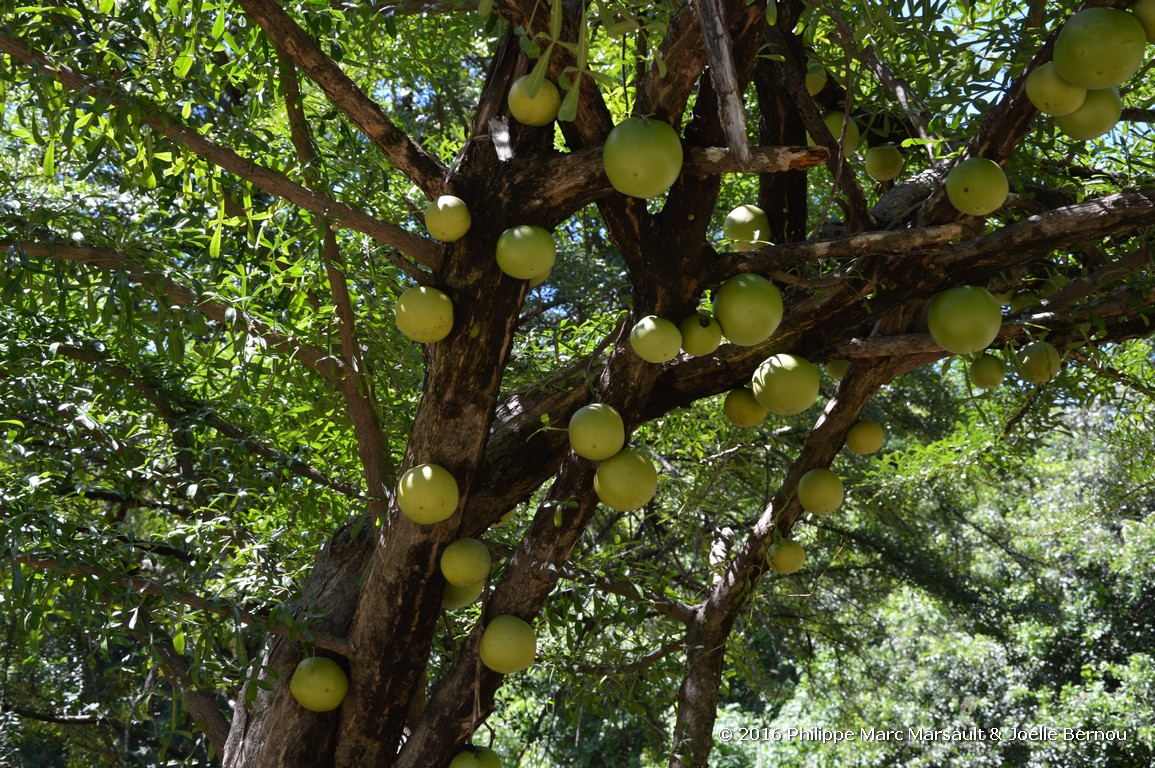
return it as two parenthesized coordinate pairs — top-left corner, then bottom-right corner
(629, 315), (682, 364)
(440, 538), (492, 587)
(450, 746), (502, 768)
(927, 286), (1002, 355)
(678, 313), (723, 357)
(846, 420), (885, 455)
(723, 204), (772, 250)
(1054, 88), (1122, 141)
(568, 403), (626, 462)
(1025, 62), (1087, 117)
(289, 657), (349, 712)
(751, 354), (820, 416)
(767, 540), (806, 574)
(1018, 341), (1061, 384)
(479, 615), (536, 675)
(945, 157), (1008, 217)
(442, 580), (484, 610)
(969, 353), (1006, 389)
(602, 117), (683, 199)
(1053, 8), (1147, 90)
(864, 144), (904, 182)
(797, 467), (844, 515)
(823, 112), (861, 154)
(397, 463), (459, 524)
(395, 285), (454, 344)
(805, 63), (828, 96)
(723, 387), (768, 427)
(594, 449), (658, 511)
(508, 75), (561, 127)
(826, 359), (850, 381)
(1131, 0), (1155, 43)
(713, 273), (784, 347)
(424, 195), (472, 242)
(496, 225), (556, 281)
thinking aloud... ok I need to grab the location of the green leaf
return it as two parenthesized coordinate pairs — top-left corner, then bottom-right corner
(557, 73), (581, 122)
(42, 139), (54, 176)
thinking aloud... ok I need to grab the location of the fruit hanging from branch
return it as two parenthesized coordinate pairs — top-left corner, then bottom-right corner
(567, 404), (626, 462)
(944, 158), (1009, 217)
(751, 354), (820, 416)
(601, 117), (683, 199)
(479, 615), (537, 675)
(927, 286), (1003, 355)
(289, 657), (349, 713)
(713, 273), (784, 347)
(397, 463), (460, 524)
(395, 285), (454, 344)
(423, 195), (472, 242)
(495, 225), (556, 281)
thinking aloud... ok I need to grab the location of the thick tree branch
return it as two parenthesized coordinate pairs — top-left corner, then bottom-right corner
(506, 144), (828, 224)
(697, 0), (751, 166)
(0, 36), (439, 274)
(237, 0), (449, 198)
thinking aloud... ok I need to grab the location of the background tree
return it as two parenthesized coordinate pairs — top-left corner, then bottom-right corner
(1, 0), (1153, 766)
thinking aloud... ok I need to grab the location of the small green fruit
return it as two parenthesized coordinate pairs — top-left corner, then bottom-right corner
(927, 286), (1003, 355)
(440, 538), (492, 587)
(864, 144), (904, 181)
(805, 64), (828, 96)
(723, 205), (772, 250)
(290, 657), (349, 712)
(1054, 88), (1122, 141)
(1053, 8), (1147, 89)
(424, 195), (472, 242)
(846, 420), (884, 455)
(767, 540), (806, 574)
(397, 463), (459, 524)
(1018, 341), (1061, 384)
(602, 117), (683, 199)
(594, 449), (658, 511)
(1131, 0), (1155, 43)
(442, 580), (484, 610)
(395, 285), (454, 344)
(713, 273), (784, 347)
(826, 359), (850, 381)
(568, 403), (626, 461)
(479, 615), (536, 675)
(629, 316), (682, 364)
(945, 158), (1008, 217)
(496, 225), (556, 281)
(970, 353), (1006, 389)
(508, 75), (561, 126)
(678, 313), (723, 357)
(751, 354), (820, 416)
(450, 746), (502, 768)
(797, 467), (844, 515)
(723, 387), (768, 427)
(1025, 62), (1087, 117)
(823, 112), (861, 154)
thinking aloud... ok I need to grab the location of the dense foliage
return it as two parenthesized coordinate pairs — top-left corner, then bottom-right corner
(2, 0), (1154, 766)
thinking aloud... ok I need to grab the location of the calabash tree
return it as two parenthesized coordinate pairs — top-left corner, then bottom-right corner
(1, 0), (1153, 766)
